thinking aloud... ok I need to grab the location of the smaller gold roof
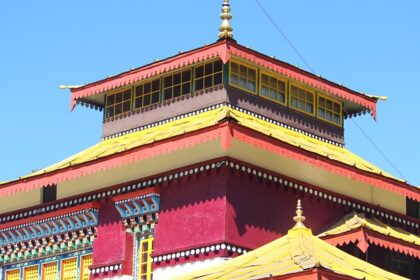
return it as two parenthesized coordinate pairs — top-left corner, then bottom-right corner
(318, 212), (420, 246)
(178, 200), (407, 280)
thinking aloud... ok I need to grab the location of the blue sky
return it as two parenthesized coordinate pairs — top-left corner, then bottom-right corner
(0, 0), (419, 186)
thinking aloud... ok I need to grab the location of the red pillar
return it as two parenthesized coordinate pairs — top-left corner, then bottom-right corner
(90, 200), (134, 279)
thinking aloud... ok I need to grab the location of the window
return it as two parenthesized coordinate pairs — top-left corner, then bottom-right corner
(318, 95), (341, 125)
(42, 185), (57, 204)
(194, 60), (223, 91)
(105, 89), (132, 118)
(80, 255), (93, 280)
(163, 70), (192, 100)
(6, 269), (20, 280)
(138, 237), (154, 280)
(229, 62), (257, 93)
(61, 258), (77, 280)
(24, 266), (39, 280)
(42, 262), (58, 280)
(290, 85), (314, 115)
(406, 198), (419, 219)
(260, 73), (286, 104)
(135, 79), (160, 109)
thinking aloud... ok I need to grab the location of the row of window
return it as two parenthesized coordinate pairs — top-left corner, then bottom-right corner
(104, 60), (342, 126)
(105, 60), (223, 119)
(229, 61), (343, 126)
(5, 254), (92, 280)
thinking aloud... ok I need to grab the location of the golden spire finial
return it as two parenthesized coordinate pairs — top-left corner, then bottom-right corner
(218, 0), (234, 40)
(293, 199), (306, 229)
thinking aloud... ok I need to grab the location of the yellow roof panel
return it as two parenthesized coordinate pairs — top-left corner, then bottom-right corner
(10, 106), (398, 182)
(178, 201), (407, 280)
(318, 212), (420, 246)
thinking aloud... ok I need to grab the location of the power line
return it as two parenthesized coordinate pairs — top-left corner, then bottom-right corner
(254, 0), (407, 181)
(254, 0), (315, 74)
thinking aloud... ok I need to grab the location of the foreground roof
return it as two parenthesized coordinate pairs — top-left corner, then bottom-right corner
(178, 201), (407, 280)
(319, 212), (420, 258)
(1, 106), (418, 200)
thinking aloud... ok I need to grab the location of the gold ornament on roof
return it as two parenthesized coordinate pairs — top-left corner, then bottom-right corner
(218, 0), (234, 40)
(293, 199), (306, 228)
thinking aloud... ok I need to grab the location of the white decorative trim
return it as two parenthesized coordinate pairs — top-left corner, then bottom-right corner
(101, 102), (344, 148)
(152, 243), (247, 263)
(153, 257), (230, 280)
(2, 159), (417, 231)
(90, 264), (122, 275)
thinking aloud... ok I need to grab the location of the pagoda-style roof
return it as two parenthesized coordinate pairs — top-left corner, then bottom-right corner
(0, 106), (418, 202)
(318, 212), (420, 259)
(70, 40), (380, 119)
(177, 202), (407, 280)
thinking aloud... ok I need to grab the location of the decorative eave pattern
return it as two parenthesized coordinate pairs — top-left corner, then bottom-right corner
(152, 243), (247, 269)
(70, 41), (230, 110)
(0, 201), (97, 266)
(113, 188), (160, 234)
(226, 42), (378, 119)
(318, 212), (420, 259)
(0, 203), (99, 246)
(113, 188), (160, 219)
(70, 40), (377, 117)
(0, 158), (417, 240)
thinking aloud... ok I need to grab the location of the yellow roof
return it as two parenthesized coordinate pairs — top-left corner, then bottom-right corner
(318, 212), (420, 246)
(11, 106), (397, 182)
(178, 200), (407, 280)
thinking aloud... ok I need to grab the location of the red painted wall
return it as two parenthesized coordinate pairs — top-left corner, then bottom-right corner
(92, 200), (133, 275)
(153, 168), (228, 255)
(153, 166), (347, 255)
(225, 169), (346, 249)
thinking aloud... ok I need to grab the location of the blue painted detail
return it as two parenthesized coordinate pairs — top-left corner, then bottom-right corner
(66, 217), (76, 228)
(141, 198), (151, 213)
(0, 209), (99, 247)
(132, 200), (142, 214)
(89, 211), (99, 224)
(115, 205), (126, 218)
(151, 196), (160, 211)
(115, 194), (160, 219)
(124, 203), (135, 216)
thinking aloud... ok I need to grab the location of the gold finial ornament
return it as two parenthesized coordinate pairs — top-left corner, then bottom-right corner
(218, 0), (234, 40)
(293, 199), (307, 228)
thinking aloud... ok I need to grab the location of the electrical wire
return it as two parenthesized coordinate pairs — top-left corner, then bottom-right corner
(254, 0), (407, 181)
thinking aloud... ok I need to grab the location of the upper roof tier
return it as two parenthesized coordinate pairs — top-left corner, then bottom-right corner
(70, 40), (382, 119)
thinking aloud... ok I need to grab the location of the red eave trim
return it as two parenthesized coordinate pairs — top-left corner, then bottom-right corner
(229, 123), (420, 200)
(113, 186), (160, 203)
(70, 40), (376, 117)
(321, 228), (420, 259)
(0, 201), (100, 230)
(69, 40), (231, 110)
(227, 42), (378, 119)
(1, 122), (418, 200)
(0, 122), (227, 196)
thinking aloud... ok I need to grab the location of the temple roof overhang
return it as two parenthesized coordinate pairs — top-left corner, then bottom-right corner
(0, 106), (418, 211)
(70, 40), (380, 119)
(176, 216), (407, 280)
(318, 212), (420, 259)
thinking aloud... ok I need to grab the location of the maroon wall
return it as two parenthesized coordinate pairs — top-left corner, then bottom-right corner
(92, 200), (133, 275)
(153, 166), (347, 255)
(225, 169), (346, 249)
(153, 168), (228, 255)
